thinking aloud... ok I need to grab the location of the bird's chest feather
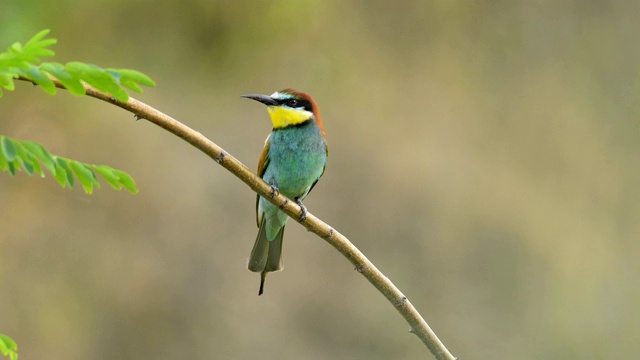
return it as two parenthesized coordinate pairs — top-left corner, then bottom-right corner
(264, 124), (326, 196)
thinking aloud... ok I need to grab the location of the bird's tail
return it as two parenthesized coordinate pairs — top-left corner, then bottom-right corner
(247, 216), (284, 295)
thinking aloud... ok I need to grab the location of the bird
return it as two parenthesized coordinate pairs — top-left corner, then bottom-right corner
(241, 89), (328, 296)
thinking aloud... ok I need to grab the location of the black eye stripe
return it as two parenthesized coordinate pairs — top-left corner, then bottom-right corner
(279, 98), (313, 112)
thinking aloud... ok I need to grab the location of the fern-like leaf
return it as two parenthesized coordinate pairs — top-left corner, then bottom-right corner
(0, 29), (155, 100)
(0, 333), (18, 360)
(0, 135), (138, 194)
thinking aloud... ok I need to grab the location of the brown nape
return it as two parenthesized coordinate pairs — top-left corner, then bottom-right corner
(279, 88), (325, 137)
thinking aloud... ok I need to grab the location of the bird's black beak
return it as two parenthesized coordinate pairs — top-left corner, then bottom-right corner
(241, 94), (278, 106)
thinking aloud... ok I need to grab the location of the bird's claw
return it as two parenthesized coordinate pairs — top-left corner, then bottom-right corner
(295, 197), (307, 221)
(270, 185), (280, 198)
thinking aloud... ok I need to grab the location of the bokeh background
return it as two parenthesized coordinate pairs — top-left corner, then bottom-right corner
(1, 1), (639, 359)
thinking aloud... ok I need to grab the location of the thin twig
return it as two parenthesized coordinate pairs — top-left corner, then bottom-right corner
(18, 77), (457, 360)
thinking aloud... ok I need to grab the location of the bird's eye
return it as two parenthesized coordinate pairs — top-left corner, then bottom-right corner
(286, 99), (298, 107)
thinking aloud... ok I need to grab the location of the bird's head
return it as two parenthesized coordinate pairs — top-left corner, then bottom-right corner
(242, 89), (325, 136)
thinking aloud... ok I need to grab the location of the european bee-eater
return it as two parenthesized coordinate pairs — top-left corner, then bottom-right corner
(242, 89), (328, 296)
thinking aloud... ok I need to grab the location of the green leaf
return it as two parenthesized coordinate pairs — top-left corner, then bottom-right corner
(113, 169), (138, 193)
(55, 158), (75, 188)
(0, 147), (8, 171)
(71, 160), (99, 194)
(109, 68), (156, 93)
(16, 154), (34, 175)
(24, 29), (49, 42)
(7, 161), (16, 176)
(8, 42), (22, 53)
(1, 29), (54, 67)
(1, 30), (154, 100)
(93, 165), (122, 190)
(0, 334), (17, 352)
(40, 62), (84, 96)
(54, 157), (74, 188)
(0, 74), (16, 91)
(1, 137), (17, 161)
(66, 62), (128, 102)
(13, 141), (35, 175)
(24, 29), (53, 48)
(23, 66), (56, 94)
(30, 153), (43, 177)
(0, 333), (18, 360)
(23, 29), (56, 59)
(21, 141), (56, 175)
(1, 136), (138, 194)
(116, 69), (156, 87)
(53, 160), (68, 187)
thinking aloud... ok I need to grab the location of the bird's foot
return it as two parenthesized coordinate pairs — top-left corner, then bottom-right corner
(294, 197), (307, 221)
(269, 185), (280, 198)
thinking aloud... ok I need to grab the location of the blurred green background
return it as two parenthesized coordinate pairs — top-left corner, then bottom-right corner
(1, 1), (639, 359)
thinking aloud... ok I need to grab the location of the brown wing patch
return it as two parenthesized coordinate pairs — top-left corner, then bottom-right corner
(257, 134), (271, 177)
(256, 134), (271, 226)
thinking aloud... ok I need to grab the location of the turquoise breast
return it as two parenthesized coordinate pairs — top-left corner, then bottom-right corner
(263, 120), (327, 198)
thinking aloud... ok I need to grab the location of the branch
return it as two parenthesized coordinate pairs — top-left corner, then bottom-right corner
(18, 77), (457, 360)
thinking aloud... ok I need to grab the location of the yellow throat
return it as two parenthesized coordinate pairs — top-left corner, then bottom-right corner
(267, 106), (313, 129)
